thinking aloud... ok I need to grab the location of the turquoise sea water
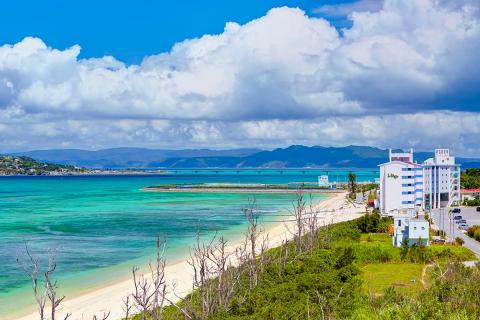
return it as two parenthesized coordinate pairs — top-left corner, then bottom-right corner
(0, 169), (377, 317)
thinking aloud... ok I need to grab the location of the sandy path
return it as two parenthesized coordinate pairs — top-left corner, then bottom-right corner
(13, 192), (364, 320)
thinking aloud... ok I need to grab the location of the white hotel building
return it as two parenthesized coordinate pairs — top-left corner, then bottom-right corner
(379, 149), (460, 215)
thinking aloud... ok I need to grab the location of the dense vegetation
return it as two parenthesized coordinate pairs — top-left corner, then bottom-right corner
(0, 155), (86, 175)
(150, 213), (477, 320)
(466, 225), (480, 242)
(461, 168), (480, 189)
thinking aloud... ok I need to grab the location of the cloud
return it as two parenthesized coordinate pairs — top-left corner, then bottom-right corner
(1, 111), (480, 156)
(0, 0), (479, 155)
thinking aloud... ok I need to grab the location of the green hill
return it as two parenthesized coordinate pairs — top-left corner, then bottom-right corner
(0, 155), (87, 175)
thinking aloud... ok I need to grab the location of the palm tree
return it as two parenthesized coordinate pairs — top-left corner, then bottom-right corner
(348, 171), (357, 197)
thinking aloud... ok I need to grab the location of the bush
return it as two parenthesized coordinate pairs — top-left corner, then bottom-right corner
(425, 245), (475, 262)
(352, 244), (393, 263)
(356, 213), (392, 233)
(455, 237), (465, 246)
(466, 225), (480, 238)
(465, 197), (480, 206)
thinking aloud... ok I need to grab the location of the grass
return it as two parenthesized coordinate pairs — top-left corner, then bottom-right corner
(425, 244), (475, 261)
(357, 233), (475, 296)
(361, 262), (424, 295)
(360, 233), (391, 243)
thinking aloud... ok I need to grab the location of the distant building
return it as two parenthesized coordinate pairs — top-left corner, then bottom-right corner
(318, 175), (329, 187)
(461, 189), (480, 202)
(379, 149), (424, 215)
(379, 148), (460, 216)
(423, 149), (461, 209)
(392, 214), (429, 247)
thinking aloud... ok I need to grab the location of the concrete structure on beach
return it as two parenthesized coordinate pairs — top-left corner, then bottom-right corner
(379, 148), (460, 216)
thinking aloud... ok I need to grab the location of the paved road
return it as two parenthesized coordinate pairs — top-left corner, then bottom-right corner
(432, 207), (480, 259)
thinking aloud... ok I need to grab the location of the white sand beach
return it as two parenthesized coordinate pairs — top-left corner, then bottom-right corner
(13, 191), (365, 320)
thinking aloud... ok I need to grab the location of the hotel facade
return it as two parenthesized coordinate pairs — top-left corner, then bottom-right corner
(379, 148), (460, 215)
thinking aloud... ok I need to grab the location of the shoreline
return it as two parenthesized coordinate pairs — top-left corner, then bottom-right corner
(142, 187), (343, 194)
(12, 192), (364, 320)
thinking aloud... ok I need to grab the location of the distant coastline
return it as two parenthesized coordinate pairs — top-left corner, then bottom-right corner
(142, 183), (345, 194)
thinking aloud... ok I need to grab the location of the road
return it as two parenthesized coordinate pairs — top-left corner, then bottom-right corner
(432, 207), (480, 259)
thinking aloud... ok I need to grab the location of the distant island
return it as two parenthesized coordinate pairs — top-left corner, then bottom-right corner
(10, 145), (480, 169)
(0, 155), (88, 176)
(0, 155), (165, 176)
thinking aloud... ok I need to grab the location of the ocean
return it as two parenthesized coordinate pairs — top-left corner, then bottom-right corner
(0, 169), (377, 317)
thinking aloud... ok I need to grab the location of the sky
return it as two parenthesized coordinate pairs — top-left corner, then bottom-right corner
(0, 0), (479, 156)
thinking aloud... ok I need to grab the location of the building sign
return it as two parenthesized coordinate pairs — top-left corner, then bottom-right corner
(387, 173), (399, 179)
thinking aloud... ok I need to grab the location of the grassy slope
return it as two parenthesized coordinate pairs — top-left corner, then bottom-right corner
(362, 263), (424, 295)
(147, 215), (476, 320)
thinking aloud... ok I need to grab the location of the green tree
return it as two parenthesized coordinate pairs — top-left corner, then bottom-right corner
(348, 171), (357, 197)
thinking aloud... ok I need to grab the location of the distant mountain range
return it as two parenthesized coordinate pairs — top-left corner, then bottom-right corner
(11, 145), (480, 169)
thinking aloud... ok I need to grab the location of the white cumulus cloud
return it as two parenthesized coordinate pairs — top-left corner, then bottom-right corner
(0, 0), (479, 155)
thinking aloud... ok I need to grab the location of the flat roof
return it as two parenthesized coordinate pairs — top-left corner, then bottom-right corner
(461, 188), (480, 193)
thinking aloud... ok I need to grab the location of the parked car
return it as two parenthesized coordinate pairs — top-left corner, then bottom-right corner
(477, 206), (480, 212)
(459, 223), (469, 230)
(453, 215), (462, 220)
(452, 208), (461, 214)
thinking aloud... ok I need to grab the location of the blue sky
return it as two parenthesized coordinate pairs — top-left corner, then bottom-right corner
(0, 0), (479, 156)
(0, 0), (352, 64)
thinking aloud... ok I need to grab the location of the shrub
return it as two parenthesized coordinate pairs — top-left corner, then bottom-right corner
(455, 237), (465, 246)
(353, 244), (393, 263)
(466, 225), (480, 238)
(356, 212), (392, 233)
(465, 197), (480, 206)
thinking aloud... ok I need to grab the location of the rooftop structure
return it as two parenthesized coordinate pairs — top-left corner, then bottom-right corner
(389, 148), (414, 163)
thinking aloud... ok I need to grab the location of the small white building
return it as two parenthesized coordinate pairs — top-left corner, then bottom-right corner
(318, 175), (329, 187)
(393, 213), (429, 247)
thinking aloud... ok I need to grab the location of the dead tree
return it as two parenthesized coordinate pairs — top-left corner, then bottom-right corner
(305, 194), (320, 250)
(187, 228), (217, 319)
(122, 296), (133, 320)
(287, 188), (307, 253)
(16, 242), (47, 320)
(258, 234), (269, 277)
(207, 236), (233, 311)
(17, 243), (70, 320)
(242, 197), (262, 289)
(150, 236), (168, 320)
(92, 312), (110, 320)
(44, 248), (70, 320)
(131, 236), (167, 320)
